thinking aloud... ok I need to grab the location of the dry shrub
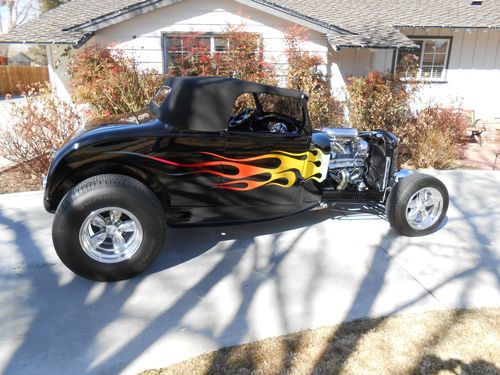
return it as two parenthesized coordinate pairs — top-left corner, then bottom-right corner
(0, 83), (83, 176)
(405, 106), (468, 168)
(166, 24), (343, 128)
(346, 69), (469, 168)
(284, 26), (344, 128)
(68, 45), (164, 118)
(346, 70), (419, 135)
(167, 23), (277, 85)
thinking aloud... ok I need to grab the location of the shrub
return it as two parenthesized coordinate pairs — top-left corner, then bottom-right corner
(0, 83), (83, 176)
(68, 45), (164, 118)
(166, 32), (215, 77)
(346, 70), (419, 135)
(405, 106), (468, 169)
(166, 24), (343, 127)
(167, 24), (277, 85)
(284, 26), (344, 128)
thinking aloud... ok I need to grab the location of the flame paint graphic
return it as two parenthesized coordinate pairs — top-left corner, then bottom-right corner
(122, 150), (329, 191)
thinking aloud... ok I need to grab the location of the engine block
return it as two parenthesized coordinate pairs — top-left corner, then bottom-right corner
(322, 127), (370, 190)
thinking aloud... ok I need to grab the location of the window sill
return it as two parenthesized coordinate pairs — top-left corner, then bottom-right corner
(419, 80), (448, 84)
(398, 78), (448, 84)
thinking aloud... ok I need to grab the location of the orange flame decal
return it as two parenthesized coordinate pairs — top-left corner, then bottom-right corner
(133, 150), (329, 191)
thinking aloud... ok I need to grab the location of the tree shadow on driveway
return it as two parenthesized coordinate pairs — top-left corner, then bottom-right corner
(0, 204), (335, 374)
(1, 170), (498, 375)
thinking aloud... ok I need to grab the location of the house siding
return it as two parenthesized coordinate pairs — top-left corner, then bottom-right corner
(91, 0), (329, 76)
(400, 27), (500, 120)
(46, 1), (500, 120)
(48, 0), (332, 100)
(329, 27), (500, 119)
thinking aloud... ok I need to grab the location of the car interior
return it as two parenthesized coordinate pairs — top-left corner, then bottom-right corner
(228, 92), (304, 134)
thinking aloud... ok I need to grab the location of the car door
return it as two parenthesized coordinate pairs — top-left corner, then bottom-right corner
(153, 129), (226, 207)
(219, 92), (313, 220)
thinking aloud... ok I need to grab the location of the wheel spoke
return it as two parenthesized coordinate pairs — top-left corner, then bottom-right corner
(408, 200), (418, 209)
(90, 215), (106, 228)
(423, 197), (434, 207)
(405, 186), (444, 230)
(112, 233), (126, 252)
(407, 208), (419, 221)
(110, 209), (122, 224)
(421, 209), (429, 221)
(417, 191), (425, 202)
(79, 206), (143, 264)
(118, 220), (136, 232)
(90, 232), (107, 249)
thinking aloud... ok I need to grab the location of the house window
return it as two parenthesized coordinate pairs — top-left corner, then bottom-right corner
(395, 38), (451, 81)
(163, 34), (230, 74)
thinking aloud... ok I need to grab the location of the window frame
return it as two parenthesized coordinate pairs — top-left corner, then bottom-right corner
(162, 32), (231, 74)
(161, 31), (262, 74)
(393, 36), (453, 83)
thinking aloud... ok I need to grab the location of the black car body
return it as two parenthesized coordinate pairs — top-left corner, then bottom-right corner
(45, 77), (448, 281)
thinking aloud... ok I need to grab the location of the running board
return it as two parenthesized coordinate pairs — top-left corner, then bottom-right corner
(321, 190), (384, 203)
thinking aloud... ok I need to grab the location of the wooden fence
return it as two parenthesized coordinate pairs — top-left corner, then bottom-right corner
(0, 66), (49, 96)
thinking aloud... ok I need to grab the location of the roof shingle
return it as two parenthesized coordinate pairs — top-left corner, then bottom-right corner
(1, 0), (499, 48)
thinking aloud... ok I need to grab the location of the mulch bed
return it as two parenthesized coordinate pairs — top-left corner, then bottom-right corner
(0, 166), (41, 194)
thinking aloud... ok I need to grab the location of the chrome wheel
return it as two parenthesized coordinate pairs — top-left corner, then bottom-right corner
(405, 187), (443, 230)
(79, 207), (143, 264)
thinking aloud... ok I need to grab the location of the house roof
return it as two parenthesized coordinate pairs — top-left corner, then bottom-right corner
(0, 0), (499, 49)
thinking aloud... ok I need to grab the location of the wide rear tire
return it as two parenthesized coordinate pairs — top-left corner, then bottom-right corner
(52, 174), (166, 281)
(386, 173), (449, 237)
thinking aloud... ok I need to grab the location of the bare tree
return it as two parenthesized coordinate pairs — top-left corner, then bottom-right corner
(0, 0), (35, 33)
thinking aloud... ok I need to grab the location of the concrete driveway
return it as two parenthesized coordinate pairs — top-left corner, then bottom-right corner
(0, 170), (498, 375)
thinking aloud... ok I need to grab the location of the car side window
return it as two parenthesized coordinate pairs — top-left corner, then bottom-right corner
(256, 93), (303, 124)
(228, 92), (303, 135)
(231, 93), (257, 117)
(228, 93), (257, 130)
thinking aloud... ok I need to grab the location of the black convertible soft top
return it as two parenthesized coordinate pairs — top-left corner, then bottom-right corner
(148, 76), (306, 132)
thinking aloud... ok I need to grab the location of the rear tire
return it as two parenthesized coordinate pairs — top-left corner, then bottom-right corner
(52, 174), (166, 281)
(386, 173), (448, 237)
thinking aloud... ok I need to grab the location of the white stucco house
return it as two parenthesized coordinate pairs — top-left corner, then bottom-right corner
(1, 0), (500, 119)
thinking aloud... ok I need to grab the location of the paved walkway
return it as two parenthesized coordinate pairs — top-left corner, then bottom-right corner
(0, 170), (498, 375)
(462, 128), (500, 170)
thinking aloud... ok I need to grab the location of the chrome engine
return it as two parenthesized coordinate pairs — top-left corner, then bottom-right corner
(322, 127), (370, 191)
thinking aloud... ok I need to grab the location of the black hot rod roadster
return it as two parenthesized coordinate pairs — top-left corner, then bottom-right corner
(44, 77), (449, 281)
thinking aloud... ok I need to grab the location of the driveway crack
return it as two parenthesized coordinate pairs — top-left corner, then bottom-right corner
(378, 245), (450, 310)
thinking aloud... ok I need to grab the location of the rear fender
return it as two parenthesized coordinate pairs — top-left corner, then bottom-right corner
(44, 156), (170, 213)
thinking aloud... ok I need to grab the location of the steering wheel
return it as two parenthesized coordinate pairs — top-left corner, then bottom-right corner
(229, 108), (255, 128)
(251, 112), (300, 133)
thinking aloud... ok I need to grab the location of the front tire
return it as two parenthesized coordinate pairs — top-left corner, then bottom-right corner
(52, 174), (166, 281)
(386, 173), (449, 237)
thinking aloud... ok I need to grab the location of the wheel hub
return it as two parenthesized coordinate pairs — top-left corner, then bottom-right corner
(106, 225), (118, 236)
(405, 187), (443, 230)
(79, 207), (143, 264)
